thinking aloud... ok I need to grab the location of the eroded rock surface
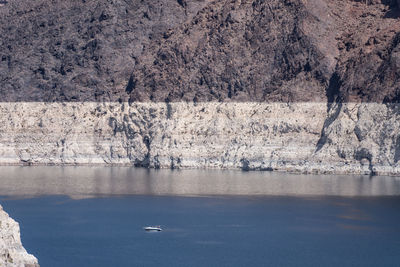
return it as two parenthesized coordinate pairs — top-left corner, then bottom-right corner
(0, 0), (213, 101)
(0, 102), (399, 175)
(0, 0), (400, 175)
(130, 0), (337, 102)
(0, 205), (39, 267)
(0, 0), (399, 102)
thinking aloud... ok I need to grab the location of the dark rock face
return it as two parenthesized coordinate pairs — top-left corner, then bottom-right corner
(130, 0), (336, 102)
(131, 0), (400, 103)
(339, 32), (400, 103)
(0, 0), (211, 101)
(0, 0), (399, 102)
(333, 0), (400, 103)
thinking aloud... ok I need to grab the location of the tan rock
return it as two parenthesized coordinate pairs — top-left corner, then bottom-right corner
(0, 102), (399, 175)
(0, 205), (39, 267)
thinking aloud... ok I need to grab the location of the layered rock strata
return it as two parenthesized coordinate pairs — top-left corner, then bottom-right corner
(0, 205), (39, 267)
(0, 102), (399, 175)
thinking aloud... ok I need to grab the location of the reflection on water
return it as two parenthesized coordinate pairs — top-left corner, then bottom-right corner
(0, 166), (399, 197)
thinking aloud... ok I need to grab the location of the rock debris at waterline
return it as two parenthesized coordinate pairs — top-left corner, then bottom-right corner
(0, 102), (399, 176)
(0, 205), (39, 267)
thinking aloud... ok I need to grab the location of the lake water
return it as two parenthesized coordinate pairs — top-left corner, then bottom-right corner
(0, 167), (400, 267)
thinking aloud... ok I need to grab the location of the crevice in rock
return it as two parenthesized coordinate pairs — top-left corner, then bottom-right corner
(315, 71), (343, 152)
(166, 102), (173, 120)
(170, 156), (181, 169)
(354, 148), (376, 176)
(134, 135), (151, 168)
(125, 74), (136, 94)
(177, 0), (187, 8)
(326, 72), (341, 111)
(108, 117), (125, 135)
(383, 0), (400, 18)
(240, 158), (250, 171)
(394, 135), (400, 162)
(315, 101), (342, 152)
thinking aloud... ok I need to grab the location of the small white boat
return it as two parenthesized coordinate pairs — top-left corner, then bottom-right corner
(144, 226), (162, 231)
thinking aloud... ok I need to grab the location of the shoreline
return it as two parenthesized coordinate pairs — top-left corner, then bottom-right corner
(0, 162), (399, 177)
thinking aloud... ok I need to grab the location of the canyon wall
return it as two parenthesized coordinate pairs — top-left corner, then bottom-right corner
(0, 205), (39, 267)
(1, 0), (399, 103)
(0, 0), (400, 175)
(0, 102), (399, 175)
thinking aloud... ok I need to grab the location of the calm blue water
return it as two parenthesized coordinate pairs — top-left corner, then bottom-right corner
(0, 167), (400, 267)
(1, 195), (400, 267)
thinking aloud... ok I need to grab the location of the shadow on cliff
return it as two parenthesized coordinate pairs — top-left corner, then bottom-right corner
(315, 72), (342, 153)
(382, 0), (400, 18)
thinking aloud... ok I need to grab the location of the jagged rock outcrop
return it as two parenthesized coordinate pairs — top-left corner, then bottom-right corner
(129, 0), (400, 102)
(129, 0), (337, 102)
(1, 0), (399, 102)
(331, 0), (400, 103)
(0, 0), (213, 101)
(0, 205), (39, 267)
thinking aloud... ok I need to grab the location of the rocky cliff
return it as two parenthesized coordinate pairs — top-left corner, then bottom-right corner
(0, 101), (399, 175)
(0, 0), (400, 175)
(0, 205), (39, 267)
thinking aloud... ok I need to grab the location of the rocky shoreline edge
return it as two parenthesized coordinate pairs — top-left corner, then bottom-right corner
(0, 102), (399, 176)
(0, 205), (39, 267)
